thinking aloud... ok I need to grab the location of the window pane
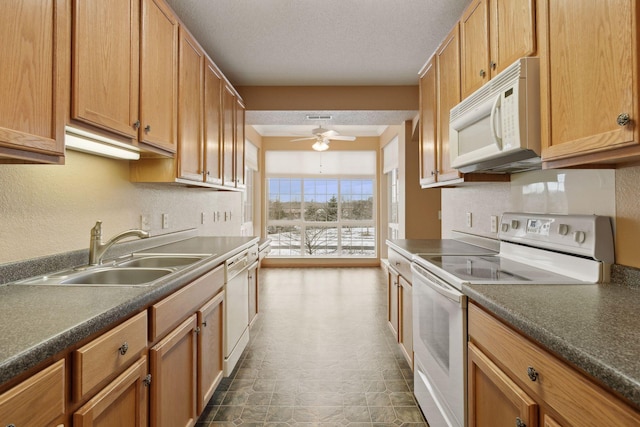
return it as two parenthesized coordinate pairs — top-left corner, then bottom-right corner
(303, 226), (338, 255)
(267, 225), (302, 255)
(303, 178), (338, 222)
(342, 226), (376, 255)
(268, 178), (301, 220)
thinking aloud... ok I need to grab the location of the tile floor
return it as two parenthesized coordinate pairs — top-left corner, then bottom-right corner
(196, 267), (428, 426)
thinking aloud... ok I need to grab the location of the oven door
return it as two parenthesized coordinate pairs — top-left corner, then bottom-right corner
(411, 263), (467, 427)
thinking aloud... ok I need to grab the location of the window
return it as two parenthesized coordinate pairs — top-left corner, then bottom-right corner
(265, 151), (376, 258)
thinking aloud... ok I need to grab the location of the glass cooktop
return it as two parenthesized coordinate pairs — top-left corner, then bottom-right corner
(416, 254), (587, 284)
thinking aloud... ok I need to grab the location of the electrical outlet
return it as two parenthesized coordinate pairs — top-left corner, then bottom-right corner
(490, 215), (499, 233)
(140, 214), (150, 231)
(466, 212), (473, 228)
(162, 213), (169, 229)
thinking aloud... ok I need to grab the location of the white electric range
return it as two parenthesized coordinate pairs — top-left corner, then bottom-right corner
(410, 212), (614, 427)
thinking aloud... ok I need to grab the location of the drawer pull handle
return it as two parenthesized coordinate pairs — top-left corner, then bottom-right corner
(395, 261), (401, 266)
(202, 321), (208, 327)
(515, 417), (526, 427)
(119, 342), (129, 356)
(526, 366), (538, 381)
(144, 125), (151, 133)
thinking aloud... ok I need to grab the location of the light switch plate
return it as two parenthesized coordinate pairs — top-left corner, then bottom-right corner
(466, 212), (473, 228)
(140, 214), (150, 231)
(162, 213), (169, 229)
(490, 215), (498, 233)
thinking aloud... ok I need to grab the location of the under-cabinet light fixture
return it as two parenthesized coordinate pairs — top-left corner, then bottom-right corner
(65, 126), (140, 160)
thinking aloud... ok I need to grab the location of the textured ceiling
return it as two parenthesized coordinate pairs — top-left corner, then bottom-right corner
(164, 0), (470, 135)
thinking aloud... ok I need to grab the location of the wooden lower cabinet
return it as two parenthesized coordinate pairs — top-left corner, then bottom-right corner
(0, 359), (65, 427)
(468, 342), (538, 427)
(387, 265), (399, 339)
(73, 356), (149, 427)
(197, 291), (225, 414)
(468, 302), (640, 427)
(398, 275), (413, 368)
(150, 314), (198, 427)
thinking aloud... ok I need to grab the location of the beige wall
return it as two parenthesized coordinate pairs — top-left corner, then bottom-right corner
(615, 165), (640, 268)
(0, 150), (243, 265)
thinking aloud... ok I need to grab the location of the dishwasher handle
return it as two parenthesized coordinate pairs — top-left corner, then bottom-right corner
(226, 254), (248, 281)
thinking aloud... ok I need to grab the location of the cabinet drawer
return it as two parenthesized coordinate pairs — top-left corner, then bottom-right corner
(388, 248), (412, 280)
(468, 303), (640, 426)
(150, 264), (224, 341)
(74, 311), (148, 401)
(0, 359), (65, 426)
(247, 244), (259, 264)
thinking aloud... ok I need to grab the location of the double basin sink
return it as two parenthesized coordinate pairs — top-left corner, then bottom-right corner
(14, 254), (211, 287)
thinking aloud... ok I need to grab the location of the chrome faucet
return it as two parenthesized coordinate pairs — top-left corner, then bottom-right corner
(88, 221), (150, 265)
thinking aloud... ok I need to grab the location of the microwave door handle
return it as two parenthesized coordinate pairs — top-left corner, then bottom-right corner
(490, 93), (503, 150)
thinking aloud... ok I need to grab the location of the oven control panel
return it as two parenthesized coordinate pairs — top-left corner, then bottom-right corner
(498, 212), (614, 263)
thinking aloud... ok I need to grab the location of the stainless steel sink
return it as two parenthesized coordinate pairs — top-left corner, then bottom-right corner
(60, 268), (174, 285)
(12, 253), (209, 287)
(115, 255), (206, 269)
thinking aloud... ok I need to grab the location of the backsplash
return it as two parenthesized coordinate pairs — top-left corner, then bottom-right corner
(441, 169), (616, 238)
(0, 151), (243, 264)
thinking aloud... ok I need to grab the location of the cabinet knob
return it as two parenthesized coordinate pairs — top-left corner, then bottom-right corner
(144, 125), (151, 133)
(431, 170), (436, 176)
(617, 113), (631, 126)
(527, 366), (538, 381)
(7, 424), (16, 427)
(119, 342), (129, 355)
(202, 321), (208, 327)
(143, 374), (152, 387)
(479, 69), (486, 77)
(133, 120), (141, 130)
(490, 60), (497, 70)
(515, 417), (526, 427)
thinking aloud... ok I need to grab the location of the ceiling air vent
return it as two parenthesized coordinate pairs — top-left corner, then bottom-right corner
(306, 115), (332, 121)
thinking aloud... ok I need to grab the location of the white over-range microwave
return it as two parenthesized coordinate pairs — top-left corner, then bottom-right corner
(449, 57), (541, 174)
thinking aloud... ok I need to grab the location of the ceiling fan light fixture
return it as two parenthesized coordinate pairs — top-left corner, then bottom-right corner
(312, 140), (329, 151)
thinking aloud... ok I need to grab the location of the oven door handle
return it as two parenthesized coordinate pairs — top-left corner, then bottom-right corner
(411, 263), (465, 304)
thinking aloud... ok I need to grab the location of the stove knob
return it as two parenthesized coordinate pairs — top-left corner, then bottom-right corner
(573, 231), (586, 244)
(558, 224), (569, 236)
(501, 223), (509, 232)
(511, 219), (520, 229)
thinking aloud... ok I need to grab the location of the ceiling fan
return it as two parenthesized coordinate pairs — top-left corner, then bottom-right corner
(291, 126), (356, 151)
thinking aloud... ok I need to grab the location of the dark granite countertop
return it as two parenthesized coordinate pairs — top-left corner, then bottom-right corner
(0, 235), (258, 387)
(464, 282), (640, 408)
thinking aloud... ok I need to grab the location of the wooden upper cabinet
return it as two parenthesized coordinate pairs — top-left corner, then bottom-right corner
(435, 23), (462, 183)
(419, 57), (438, 186)
(461, 0), (490, 98)
(0, 0), (68, 163)
(72, 0), (139, 139)
(222, 84), (236, 188)
(460, 0), (535, 99)
(540, 0), (640, 167)
(204, 60), (223, 185)
(139, 0), (178, 153)
(177, 27), (204, 182)
(490, 0), (536, 76)
(235, 97), (246, 189)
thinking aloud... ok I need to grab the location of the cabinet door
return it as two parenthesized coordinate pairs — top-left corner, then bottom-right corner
(436, 23), (463, 183)
(235, 97), (246, 188)
(540, 0), (637, 163)
(73, 356), (148, 427)
(0, 359), (65, 427)
(543, 413), (564, 427)
(222, 84), (236, 188)
(398, 276), (413, 368)
(197, 291), (224, 414)
(489, 0), (535, 77)
(419, 58), (438, 186)
(150, 314), (198, 427)
(0, 0), (68, 163)
(177, 27), (204, 182)
(72, 0), (139, 139)
(204, 60), (223, 185)
(139, 0), (178, 153)
(460, 0), (490, 99)
(387, 267), (399, 340)
(468, 342), (538, 427)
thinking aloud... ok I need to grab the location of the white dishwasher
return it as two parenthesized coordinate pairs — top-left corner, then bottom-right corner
(224, 250), (250, 376)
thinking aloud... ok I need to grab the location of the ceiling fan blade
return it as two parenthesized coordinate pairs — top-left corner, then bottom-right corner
(290, 137), (317, 142)
(321, 129), (339, 137)
(327, 135), (356, 141)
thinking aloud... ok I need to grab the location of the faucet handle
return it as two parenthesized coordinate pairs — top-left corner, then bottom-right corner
(91, 221), (103, 239)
